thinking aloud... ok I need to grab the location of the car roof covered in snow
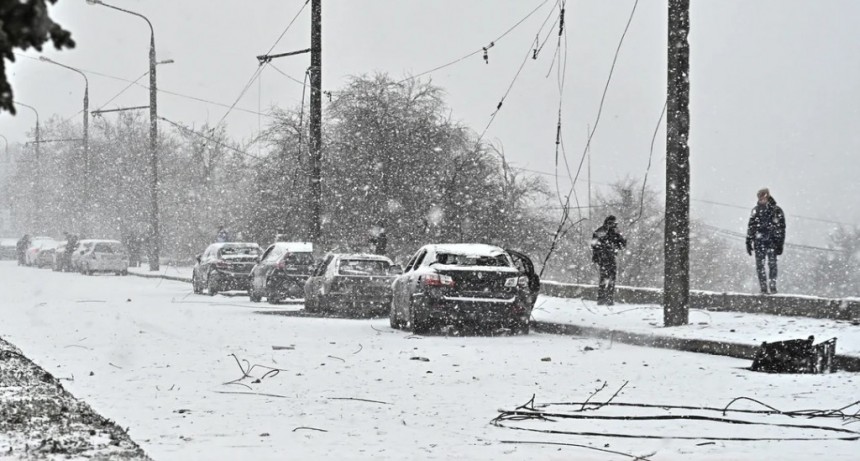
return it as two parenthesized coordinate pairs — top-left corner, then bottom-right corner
(79, 239), (122, 245)
(0, 238), (17, 246)
(207, 242), (261, 251)
(333, 253), (393, 263)
(427, 243), (507, 257)
(271, 242), (313, 253)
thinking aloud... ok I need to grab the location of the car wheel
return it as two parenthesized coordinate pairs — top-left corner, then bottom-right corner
(389, 299), (402, 329)
(265, 281), (281, 304)
(192, 273), (202, 294)
(512, 319), (530, 335)
(249, 286), (261, 302)
(121, 270), (128, 276)
(409, 300), (432, 335)
(304, 296), (316, 313)
(316, 296), (329, 314)
(207, 273), (219, 296)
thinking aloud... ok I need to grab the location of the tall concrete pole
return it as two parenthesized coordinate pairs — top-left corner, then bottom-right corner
(87, 0), (160, 270)
(15, 102), (40, 232)
(309, 0), (322, 247)
(38, 57), (89, 233)
(664, 0), (691, 327)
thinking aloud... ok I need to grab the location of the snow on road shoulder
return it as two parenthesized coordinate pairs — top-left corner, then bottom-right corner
(534, 295), (860, 356)
(1, 261), (858, 460)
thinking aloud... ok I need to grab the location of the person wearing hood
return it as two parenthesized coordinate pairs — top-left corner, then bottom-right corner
(746, 188), (786, 294)
(591, 215), (627, 305)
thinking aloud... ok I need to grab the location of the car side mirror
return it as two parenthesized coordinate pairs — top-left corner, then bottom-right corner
(388, 265), (404, 276)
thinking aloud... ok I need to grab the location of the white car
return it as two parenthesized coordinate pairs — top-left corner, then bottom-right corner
(0, 238), (17, 260)
(78, 240), (130, 275)
(25, 237), (58, 267)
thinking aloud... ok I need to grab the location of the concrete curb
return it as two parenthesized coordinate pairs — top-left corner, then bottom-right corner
(534, 320), (860, 372)
(127, 271), (191, 284)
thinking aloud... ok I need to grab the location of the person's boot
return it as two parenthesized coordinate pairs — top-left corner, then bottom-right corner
(769, 280), (777, 294)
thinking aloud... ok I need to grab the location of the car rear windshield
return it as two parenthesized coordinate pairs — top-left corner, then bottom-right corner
(219, 246), (261, 257)
(337, 259), (390, 276)
(94, 242), (126, 254)
(283, 252), (314, 265)
(435, 253), (510, 267)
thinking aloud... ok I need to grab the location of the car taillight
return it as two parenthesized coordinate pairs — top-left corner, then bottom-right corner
(422, 274), (455, 287)
(216, 260), (228, 269)
(504, 277), (518, 287)
(276, 260), (285, 270)
(518, 276), (529, 289)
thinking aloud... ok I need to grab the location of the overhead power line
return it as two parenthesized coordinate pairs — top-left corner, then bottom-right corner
(15, 53), (272, 118)
(398, 0), (556, 84)
(217, 0), (312, 126)
(699, 223), (848, 254)
(159, 116), (262, 160)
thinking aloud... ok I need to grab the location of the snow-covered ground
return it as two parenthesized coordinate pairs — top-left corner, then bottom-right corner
(534, 297), (860, 357)
(1, 261), (858, 460)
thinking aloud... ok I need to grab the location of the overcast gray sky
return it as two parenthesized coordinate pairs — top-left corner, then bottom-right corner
(2, 0), (858, 246)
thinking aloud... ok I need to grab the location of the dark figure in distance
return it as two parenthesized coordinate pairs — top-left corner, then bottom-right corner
(369, 223), (387, 256)
(746, 188), (785, 294)
(16, 234), (31, 266)
(62, 231), (79, 272)
(591, 216), (627, 306)
(216, 225), (229, 243)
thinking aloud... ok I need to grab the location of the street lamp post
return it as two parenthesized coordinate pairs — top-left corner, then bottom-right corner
(38, 57), (89, 233)
(87, 0), (160, 271)
(13, 101), (40, 232)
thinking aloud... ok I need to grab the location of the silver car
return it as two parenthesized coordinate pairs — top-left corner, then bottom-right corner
(78, 240), (130, 275)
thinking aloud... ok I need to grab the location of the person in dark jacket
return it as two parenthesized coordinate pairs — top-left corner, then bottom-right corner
(16, 234), (31, 266)
(591, 215), (627, 305)
(369, 223), (387, 255)
(746, 188), (786, 294)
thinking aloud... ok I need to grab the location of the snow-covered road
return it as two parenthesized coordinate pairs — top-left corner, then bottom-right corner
(1, 261), (858, 460)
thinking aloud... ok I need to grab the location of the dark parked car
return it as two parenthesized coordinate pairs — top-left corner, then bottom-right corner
(303, 253), (399, 316)
(192, 242), (262, 295)
(390, 244), (540, 334)
(249, 242), (315, 304)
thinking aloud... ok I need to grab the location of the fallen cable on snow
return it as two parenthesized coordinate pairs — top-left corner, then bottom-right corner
(293, 426), (328, 433)
(223, 353), (288, 386)
(328, 397), (392, 405)
(492, 393), (860, 443)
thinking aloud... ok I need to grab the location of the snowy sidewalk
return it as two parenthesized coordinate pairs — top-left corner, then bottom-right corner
(533, 296), (860, 368)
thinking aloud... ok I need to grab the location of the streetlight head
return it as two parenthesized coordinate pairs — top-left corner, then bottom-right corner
(157, 59), (174, 65)
(85, 0), (103, 5)
(38, 56), (50, 62)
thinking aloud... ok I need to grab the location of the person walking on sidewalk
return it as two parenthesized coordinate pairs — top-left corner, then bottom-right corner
(746, 187), (786, 294)
(591, 215), (627, 306)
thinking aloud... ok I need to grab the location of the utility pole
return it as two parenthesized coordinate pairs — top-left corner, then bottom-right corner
(664, 0), (690, 327)
(148, 26), (160, 271)
(309, 0), (322, 248)
(15, 102), (40, 233)
(38, 57), (89, 233)
(87, 0), (161, 271)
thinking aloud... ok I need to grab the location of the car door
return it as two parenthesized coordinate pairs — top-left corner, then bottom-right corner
(200, 246), (216, 284)
(399, 248), (428, 318)
(392, 251), (419, 313)
(306, 254), (333, 301)
(252, 245), (275, 291)
(506, 249), (540, 306)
